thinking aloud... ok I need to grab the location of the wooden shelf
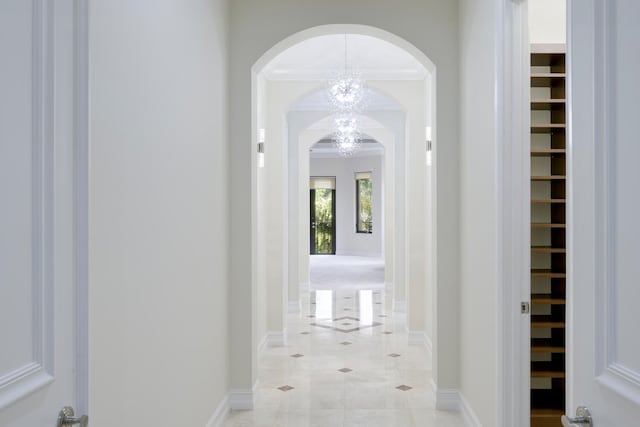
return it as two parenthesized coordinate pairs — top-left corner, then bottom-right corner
(531, 198), (566, 204)
(531, 73), (566, 87)
(531, 338), (566, 352)
(531, 270), (566, 279)
(531, 246), (566, 254)
(531, 408), (564, 427)
(531, 99), (566, 110)
(531, 124), (566, 133)
(531, 175), (566, 181)
(531, 317), (565, 329)
(531, 223), (566, 229)
(530, 49), (567, 425)
(531, 149), (566, 157)
(531, 294), (566, 304)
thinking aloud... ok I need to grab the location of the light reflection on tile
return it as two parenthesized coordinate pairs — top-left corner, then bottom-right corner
(223, 285), (466, 427)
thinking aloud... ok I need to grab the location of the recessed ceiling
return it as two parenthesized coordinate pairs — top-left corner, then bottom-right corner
(263, 34), (427, 81)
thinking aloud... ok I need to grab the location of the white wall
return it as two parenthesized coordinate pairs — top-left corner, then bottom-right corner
(310, 154), (384, 257)
(89, 1), (230, 425)
(230, 0), (461, 396)
(458, 0), (499, 425)
(529, 0), (566, 44)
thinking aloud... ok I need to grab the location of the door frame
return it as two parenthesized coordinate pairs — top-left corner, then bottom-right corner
(309, 179), (337, 255)
(497, 0), (531, 425)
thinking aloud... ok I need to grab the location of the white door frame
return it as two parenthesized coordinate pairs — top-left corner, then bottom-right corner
(497, 0), (531, 425)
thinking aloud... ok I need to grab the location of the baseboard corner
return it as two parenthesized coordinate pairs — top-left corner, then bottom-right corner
(205, 395), (229, 427)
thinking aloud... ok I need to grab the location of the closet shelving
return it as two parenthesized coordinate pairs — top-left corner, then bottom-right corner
(529, 45), (567, 427)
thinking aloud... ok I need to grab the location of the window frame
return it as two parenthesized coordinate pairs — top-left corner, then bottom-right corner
(355, 172), (372, 234)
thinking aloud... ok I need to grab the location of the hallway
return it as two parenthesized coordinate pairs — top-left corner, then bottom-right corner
(223, 257), (464, 426)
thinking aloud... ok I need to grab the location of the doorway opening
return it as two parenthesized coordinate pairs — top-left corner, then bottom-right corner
(309, 176), (336, 255)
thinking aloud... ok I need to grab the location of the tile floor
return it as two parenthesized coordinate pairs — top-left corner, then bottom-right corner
(222, 284), (466, 427)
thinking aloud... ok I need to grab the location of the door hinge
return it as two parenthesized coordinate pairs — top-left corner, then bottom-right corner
(520, 302), (530, 314)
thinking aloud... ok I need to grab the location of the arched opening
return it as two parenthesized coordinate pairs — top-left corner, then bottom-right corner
(249, 24), (438, 408)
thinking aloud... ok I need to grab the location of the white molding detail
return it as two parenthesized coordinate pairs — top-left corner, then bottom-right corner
(434, 388), (460, 411)
(425, 334), (433, 355)
(257, 334), (268, 354)
(288, 300), (301, 313)
(205, 395), (230, 427)
(266, 331), (287, 347)
(496, 0), (531, 425)
(228, 387), (255, 410)
(459, 392), (483, 427)
(393, 300), (406, 313)
(407, 331), (426, 346)
(74, 0), (90, 414)
(0, 0), (56, 410)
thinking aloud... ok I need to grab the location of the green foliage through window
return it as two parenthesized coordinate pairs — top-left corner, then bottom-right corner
(356, 174), (372, 233)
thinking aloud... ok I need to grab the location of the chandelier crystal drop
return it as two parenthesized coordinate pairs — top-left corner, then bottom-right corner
(328, 34), (367, 157)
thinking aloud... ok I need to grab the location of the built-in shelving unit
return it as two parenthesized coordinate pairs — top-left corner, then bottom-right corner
(530, 45), (566, 427)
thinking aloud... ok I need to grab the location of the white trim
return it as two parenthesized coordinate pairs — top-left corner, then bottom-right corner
(407, 331), (427, 346)
(288, 300), (301, 313)
(266, 331), (287, 347)
(74, 0), (90, 414)
(257, 334), (268, 354)
(425, 334), (433, 355)
(228, 386), (255, 410)
(205, 395), (230, 427)
(434, 388), (460, 411)
(459, 392), (483, 427)
(431, 382), (482, 427)
(0, 0), (56, 409)
(496, 0), (530, 426)
(393, 300), (406, 313)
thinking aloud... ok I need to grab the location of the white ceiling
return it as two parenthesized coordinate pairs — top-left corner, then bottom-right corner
(263, 34), (427, 81)
(290, 88), (403, 112)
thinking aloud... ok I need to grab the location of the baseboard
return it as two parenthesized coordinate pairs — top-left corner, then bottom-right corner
(434, 387), (460, 411)
(459, 392), (482, 427)
(431, 381), (482, 427)
(425, 334), (433, 355)
(228, 387), (255, 410)
(393, 300), (407, 313)
(288, 300), (300, 313)
(266, 330), (287, 347)
(258, 334), (268, 354)
(407, 330), (427, 346)
(205, 395), (229, 427)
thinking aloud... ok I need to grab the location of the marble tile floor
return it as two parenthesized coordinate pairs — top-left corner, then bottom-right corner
(222, 288), (465, 427)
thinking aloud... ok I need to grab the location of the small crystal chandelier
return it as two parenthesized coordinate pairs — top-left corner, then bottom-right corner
(328, 34), (366, 157)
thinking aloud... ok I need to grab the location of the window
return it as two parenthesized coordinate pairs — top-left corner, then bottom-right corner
(355, 172), (372, 233)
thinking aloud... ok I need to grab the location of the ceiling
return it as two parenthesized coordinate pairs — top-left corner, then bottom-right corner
(262, 34), (427, 81)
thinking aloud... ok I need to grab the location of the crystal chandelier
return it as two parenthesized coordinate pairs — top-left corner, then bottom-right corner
(328, 34), (366, 157)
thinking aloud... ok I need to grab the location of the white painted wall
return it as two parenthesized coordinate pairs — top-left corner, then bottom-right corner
(529, 0), (566, 44)
(310, 154), (383, 257)
(230, 1), (461, 396)
(458, 0), (499, 425)
(89, 1), (230, 425)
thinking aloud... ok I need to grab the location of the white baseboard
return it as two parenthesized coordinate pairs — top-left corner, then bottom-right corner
(205, 395), (229, 427)
(459, 392), (482, 427)
(288, 300), (300, 313)
(228, 387), (255, 410)
(266, 330), (287, 347)
(407, 330), (427, 346)
(258, 334), (268, 354)
(393, 300), (407, 313)
(431, 381), (482, 427)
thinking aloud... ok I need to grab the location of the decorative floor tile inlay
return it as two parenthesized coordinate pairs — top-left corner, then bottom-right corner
(300, 331), (310, 335)
(307, 315), (315, 318)
(278, 385), (294, 392)
(383, 331), (393, 334)
(338, 368), (353, 373)
(344, 296), (352, 299)
(388, 353), (401, 358)
(290, 353), (304, 358)
(396, 385), (413, 391)
(378, 315), (387, 318)
(342, 322), (351, 326)
(340, 341), (352, 345)
(344, 308), (351, 311)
